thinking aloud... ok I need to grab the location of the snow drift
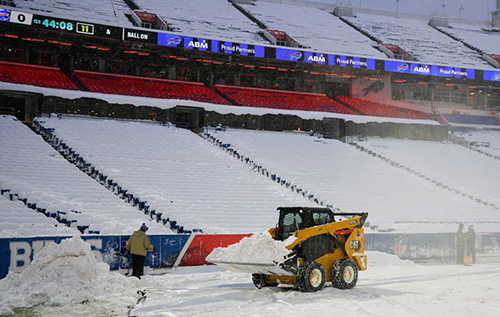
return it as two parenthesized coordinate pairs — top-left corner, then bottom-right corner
(0, 236), (139, 315)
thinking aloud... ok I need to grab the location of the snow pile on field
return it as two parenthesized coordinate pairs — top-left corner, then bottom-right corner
(207, 231), (290, 264)
(0, 236), (138, 315)
(367, 251), (419, 267)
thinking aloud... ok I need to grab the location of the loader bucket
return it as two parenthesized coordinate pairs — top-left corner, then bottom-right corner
(210, 260), (294, 276)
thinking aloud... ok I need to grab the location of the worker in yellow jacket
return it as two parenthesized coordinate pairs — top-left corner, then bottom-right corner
(125, 223), (155, 278)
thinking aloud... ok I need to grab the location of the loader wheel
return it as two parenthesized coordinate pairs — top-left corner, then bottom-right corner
(297, 261), (326, 292)
(252, 274), (271, 289)
(331, 259), (358, 290)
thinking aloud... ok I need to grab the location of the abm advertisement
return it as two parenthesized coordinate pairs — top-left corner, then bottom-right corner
(385, 61), (475, 79)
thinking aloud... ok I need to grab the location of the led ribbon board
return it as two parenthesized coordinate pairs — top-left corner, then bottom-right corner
(385, 61), (475, 79)
(157, 33), (265, 57)
(331, 55), (375, 69)
(483, 70), (500, 81)
(275, 48), (375, 68)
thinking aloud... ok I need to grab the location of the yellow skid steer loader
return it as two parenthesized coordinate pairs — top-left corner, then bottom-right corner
(213, 207), (368, 292)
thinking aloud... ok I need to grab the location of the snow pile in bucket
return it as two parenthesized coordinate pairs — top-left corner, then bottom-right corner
(0, 236), (139, 315)
(207, 231), (290, 264)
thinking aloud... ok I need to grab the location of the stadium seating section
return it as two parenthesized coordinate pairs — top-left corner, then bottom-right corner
(0, 115), (168, 236)
(215, 85), (358, 115)
(337, 96), (433, 120)
(0, 61), (78, 90)
(0, 62), (448, 121)
(74, 70), (230, 104)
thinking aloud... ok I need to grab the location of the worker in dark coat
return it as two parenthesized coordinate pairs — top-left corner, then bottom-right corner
(125, 223), (155, 278)
(465, 224), (476, 264)
(456, 223), (466, 264)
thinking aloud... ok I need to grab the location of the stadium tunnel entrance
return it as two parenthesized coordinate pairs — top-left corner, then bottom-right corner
(0, 91), (42, 121)
(172, 106), (205, 133)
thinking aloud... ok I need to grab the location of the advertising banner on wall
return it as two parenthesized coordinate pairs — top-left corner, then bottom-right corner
(385, 61), (475, 79)
(157, 33), (265, 57)
(0, 234), (250, 279)
(483, 70), (500, 81)
(1, 232), (499, 279)
(213, 40), (265, 57)
(330, 55), (376, 69)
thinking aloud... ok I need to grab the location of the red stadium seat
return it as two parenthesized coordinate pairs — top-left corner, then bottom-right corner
(0, 61), (78, 90)
(74, 71), (230, 104)
(337, 96), (433, 120)
(215, 85), (357, 115)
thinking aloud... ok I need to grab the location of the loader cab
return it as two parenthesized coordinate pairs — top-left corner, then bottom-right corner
(276, 207), (335, 241)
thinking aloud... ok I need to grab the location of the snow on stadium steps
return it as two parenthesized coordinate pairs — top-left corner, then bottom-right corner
(0, 115), (169, 237)
(37, 115), (315, 233)
(210, 128), (500, 233)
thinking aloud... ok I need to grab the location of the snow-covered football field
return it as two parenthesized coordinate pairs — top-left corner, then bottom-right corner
(1, 237), (499, 317)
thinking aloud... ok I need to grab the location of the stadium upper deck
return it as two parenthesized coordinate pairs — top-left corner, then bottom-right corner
(12, 0), (134, 27)
(133, 0), (268, 44)
(344, 13), (491, 69)
(239, 1), (387, 58)
(2, 0), (500, 71)
(437, 23), (500, 57)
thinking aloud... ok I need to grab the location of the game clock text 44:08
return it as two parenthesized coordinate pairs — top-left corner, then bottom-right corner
(33, 18), (74, 31)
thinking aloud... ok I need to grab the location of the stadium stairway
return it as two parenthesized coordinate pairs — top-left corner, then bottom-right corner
(31, 119), (196, 234)
(230, 0), (268, 30)
(337, 16), (386, 54)
(201, 129), (328, 209)
(431, 25), (486, 60)
(347, 140), (500, 211)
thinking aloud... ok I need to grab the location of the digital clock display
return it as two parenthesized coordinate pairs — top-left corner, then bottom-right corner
(32, 16), (75, 32)
(77, 22), (94, 35)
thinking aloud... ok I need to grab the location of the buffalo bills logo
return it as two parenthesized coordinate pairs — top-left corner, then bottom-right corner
(495, 73), (500, 81)
(166, 36), (182, 45)
(397, 63), (409, 71)
(289, 52), (302, 60)
(0, 9), (9, 22)
(362, 80), (385, 97)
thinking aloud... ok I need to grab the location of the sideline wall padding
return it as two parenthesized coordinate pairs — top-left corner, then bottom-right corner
(2, 232), (497, 279)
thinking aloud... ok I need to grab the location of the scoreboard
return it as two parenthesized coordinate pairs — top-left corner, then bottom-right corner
(0, 7), (495, 81)
(1, 8), (122, 39)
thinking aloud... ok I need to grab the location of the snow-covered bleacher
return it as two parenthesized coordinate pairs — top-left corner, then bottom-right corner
(36, 116), (314, 233)
(209, 128), (500, 232)
(133, 0), (267, 44)
(358, 137), (500, 211)
(239, 1), (386, 58)
(11, 0), (134, 27)
(451, 127), (500, 158)
(0, 189), (74, 237)
(344, 13), (490, 68)
(437, 23), (500, 57)
(0, 115), (169, 236)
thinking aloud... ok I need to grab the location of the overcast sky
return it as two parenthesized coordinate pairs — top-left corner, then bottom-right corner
(319, 0), (497, 20)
